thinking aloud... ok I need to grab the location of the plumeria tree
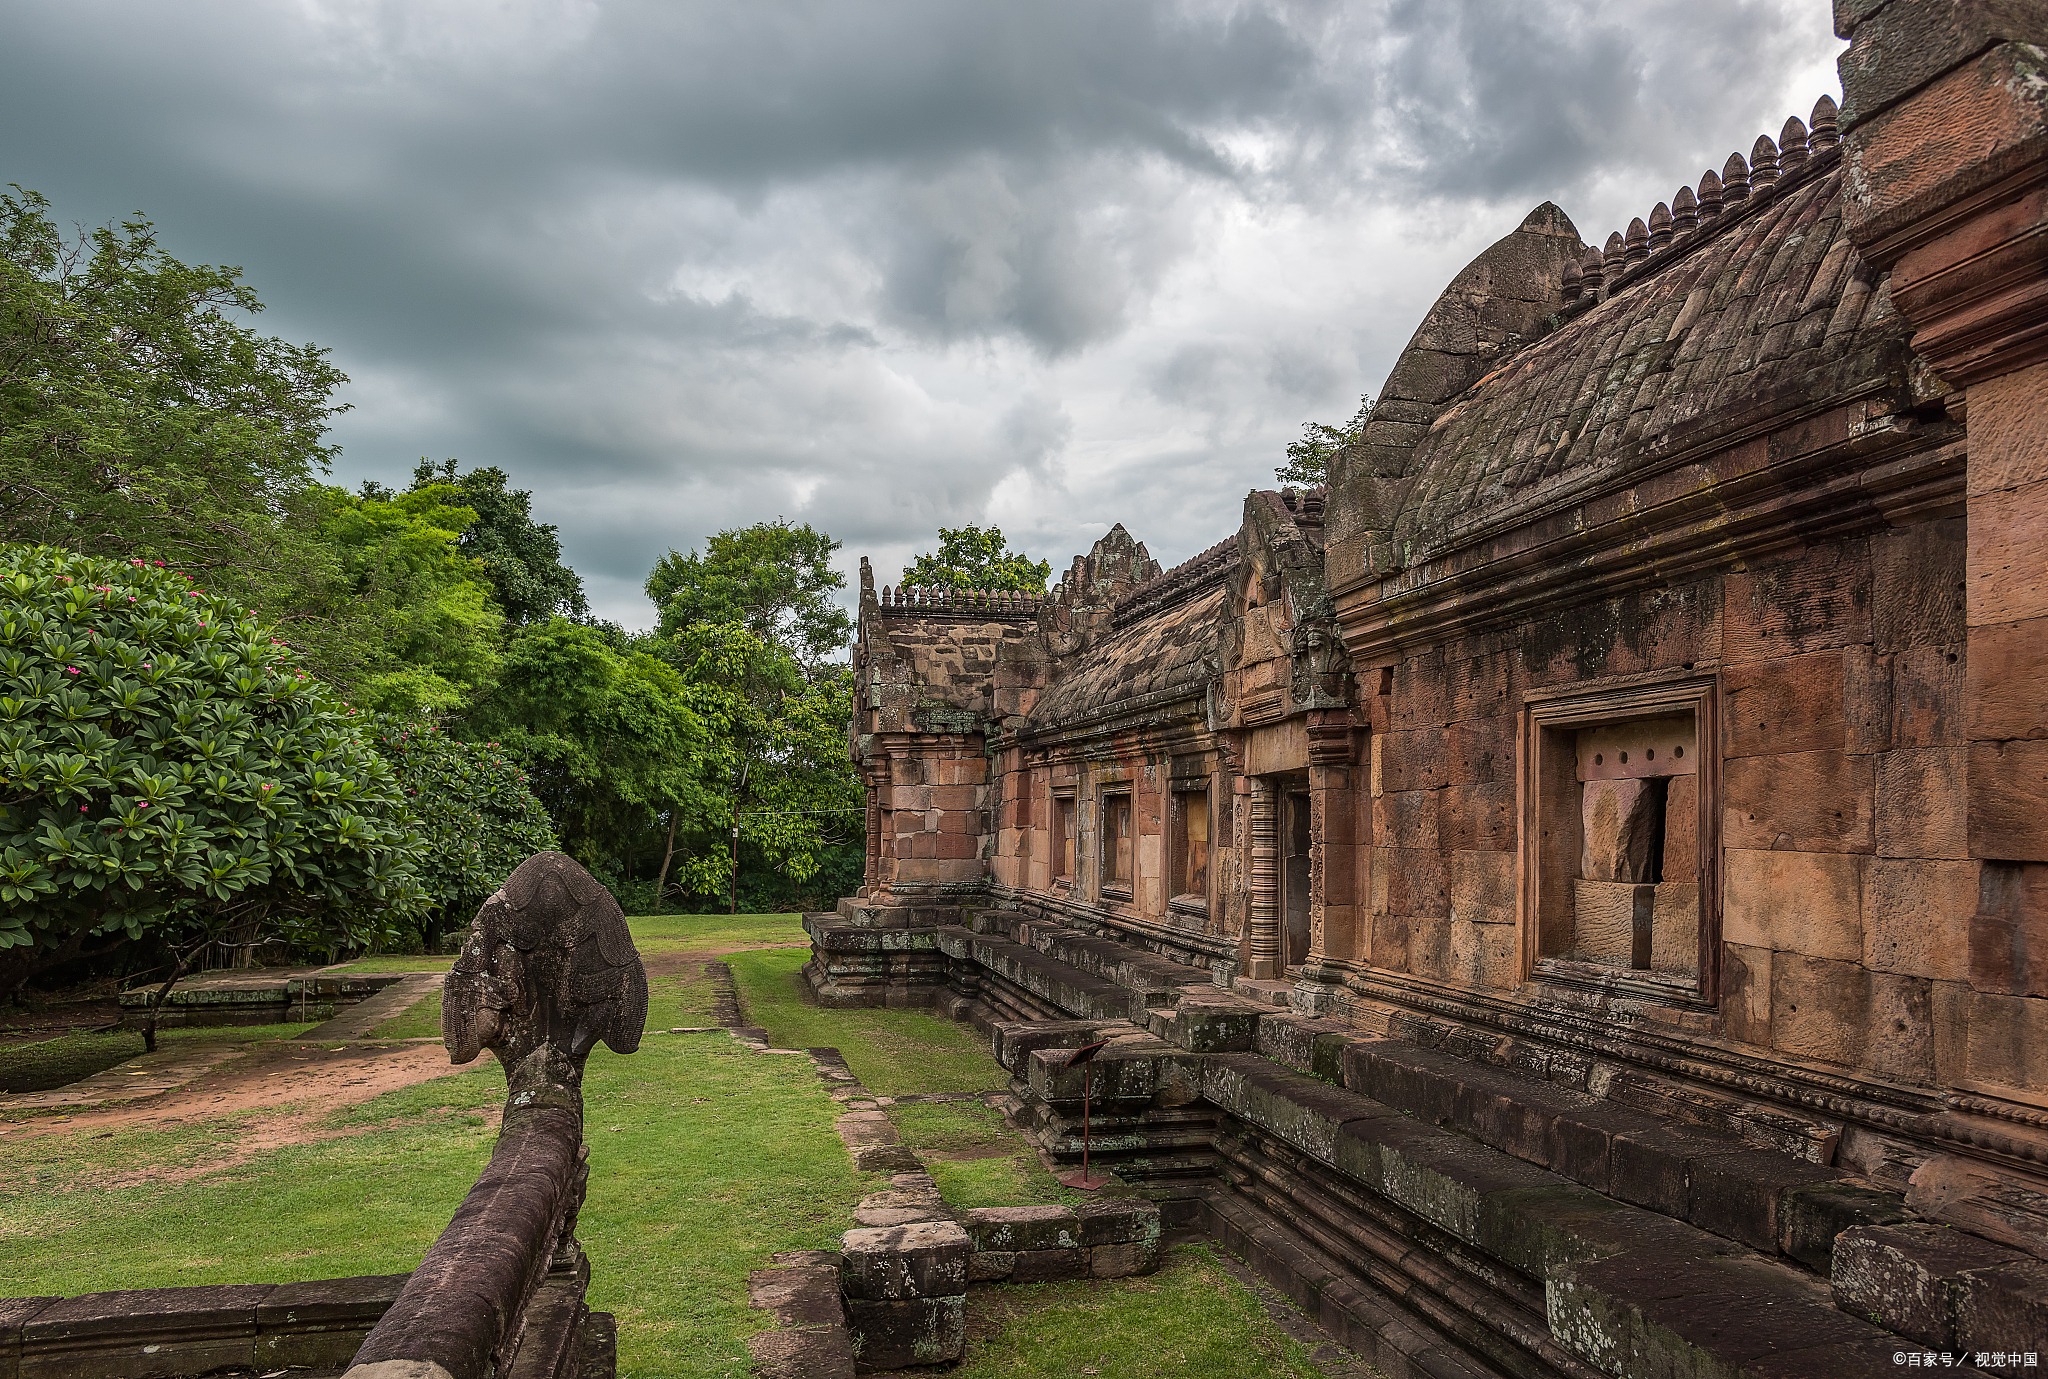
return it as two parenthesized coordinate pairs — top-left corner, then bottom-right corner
(374, 718), (557, 946)
(0, 545), (428, 1043)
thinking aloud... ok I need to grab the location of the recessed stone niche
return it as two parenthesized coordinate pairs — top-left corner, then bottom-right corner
(1571, 714), (1699, 976)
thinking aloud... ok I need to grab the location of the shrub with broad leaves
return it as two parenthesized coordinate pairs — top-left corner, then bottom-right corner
(0, 545), (427, 992)
(373, 719), (557, 943)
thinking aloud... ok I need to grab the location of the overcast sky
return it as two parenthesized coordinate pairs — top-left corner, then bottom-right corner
(2, 0), (1844, 628)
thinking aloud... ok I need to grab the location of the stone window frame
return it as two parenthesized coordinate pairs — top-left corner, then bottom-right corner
(1167, 780), (1212, 917)
(1519, 667), (1722, 1006)
(1051, 786), (1077, 884)
(1098, 785), (1135, 901)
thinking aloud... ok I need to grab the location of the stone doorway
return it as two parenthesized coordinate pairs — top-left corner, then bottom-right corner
(1282, 788), (1312, 970)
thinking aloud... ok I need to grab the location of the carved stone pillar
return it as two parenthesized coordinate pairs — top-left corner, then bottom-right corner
(1247, 778), (1281, 980)
(1296, 712), (1358, 1013)
(862, 763), (882, 897)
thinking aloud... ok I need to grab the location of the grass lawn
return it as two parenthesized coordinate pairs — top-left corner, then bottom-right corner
(0, 1021), (327, 1095)
(325, 954), (459, 974)
(949, 1244), (1331, 1378)
(726, 947), (1001, 1096)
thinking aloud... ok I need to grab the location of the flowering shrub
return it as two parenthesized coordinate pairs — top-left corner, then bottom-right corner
(0, 545), (426, 989)
(374, 719), (557, 942)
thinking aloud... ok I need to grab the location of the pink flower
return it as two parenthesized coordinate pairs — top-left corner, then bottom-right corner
(66, 667), (78, 674)
(139, 801), (149, 808)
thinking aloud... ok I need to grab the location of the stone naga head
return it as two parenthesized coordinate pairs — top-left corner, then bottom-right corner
(443, 851), (649, 1087)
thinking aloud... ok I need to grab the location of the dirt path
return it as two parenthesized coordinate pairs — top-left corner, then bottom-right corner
(0, 941), (804, 1158)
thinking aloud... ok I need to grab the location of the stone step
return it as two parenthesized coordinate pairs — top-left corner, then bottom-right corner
(937, 927), (1166, 1024)
(1200, 1052), (1911, 1378)
(1247, 1017), (1908, 1273)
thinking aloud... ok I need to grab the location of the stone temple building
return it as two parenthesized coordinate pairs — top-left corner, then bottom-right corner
(807, 5), (2048, 1375)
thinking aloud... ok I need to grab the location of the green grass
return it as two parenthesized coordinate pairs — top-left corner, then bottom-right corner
(951, 1244), (1332, 1378)
(0, 1038), (873, 1379)
(0, 1021), (327, 1095)
(325, 953), (459, 974)
(625, 912), (808, 946)
(886, 1102), (1081, 1210)
(725, 947), (1002, 1096)
(370, 988), (444, 1040)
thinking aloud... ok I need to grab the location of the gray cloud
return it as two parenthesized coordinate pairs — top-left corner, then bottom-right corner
(0, 0), (1844, 626)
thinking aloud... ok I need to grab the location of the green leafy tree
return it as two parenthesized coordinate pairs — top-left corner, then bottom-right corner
(644, 519), (852, 670)
(1275, 395), (1374, 487)
(0, 188), (371, 681)
(373, 719), (557, 946)
(0, 546), (427, 1039)
(466, 618), (713, 871)
(648, 622), (862, 909)
(316, 483), (503, 714)
(901, 524), (1051, 593)
(382, 459), (587, 626)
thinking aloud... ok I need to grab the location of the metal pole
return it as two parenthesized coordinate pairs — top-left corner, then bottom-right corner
(730, 823), (740, 916)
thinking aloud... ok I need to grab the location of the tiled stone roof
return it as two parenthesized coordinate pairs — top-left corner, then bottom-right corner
(1031, 584), (1226, 725)
(1389, 150), (1912, 566)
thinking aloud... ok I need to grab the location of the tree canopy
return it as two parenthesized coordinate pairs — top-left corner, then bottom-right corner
(644, 520), (852, 670)
(0, 187), (369, 680)
(0, 546), (427, 998)
(376, 459), (588, 626)
(901, 524), (1050, 593)
(1275, 395), (1373, 487)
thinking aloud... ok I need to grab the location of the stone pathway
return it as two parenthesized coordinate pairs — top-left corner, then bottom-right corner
(0, 1041), (251, 1113)
(300, 972), (445, 1041)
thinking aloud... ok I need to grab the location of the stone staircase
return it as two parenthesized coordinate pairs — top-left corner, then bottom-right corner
(800, 901), (2047, 1378)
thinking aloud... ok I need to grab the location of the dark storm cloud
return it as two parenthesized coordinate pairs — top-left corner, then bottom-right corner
(0, 0), (1842, 625)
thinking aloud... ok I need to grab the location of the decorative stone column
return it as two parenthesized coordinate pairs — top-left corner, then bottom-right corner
(1247, 778), (1281, 980)
(1295, 711), (1358, 1014)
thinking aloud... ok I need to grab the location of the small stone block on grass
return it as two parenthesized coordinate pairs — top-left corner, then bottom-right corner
(840, 1222), (971, 1301)
(843, 1295), (966, 1370)
(961, 1204), (1081, 1252)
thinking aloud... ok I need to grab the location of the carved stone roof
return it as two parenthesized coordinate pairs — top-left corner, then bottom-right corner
(1031, 584), (1226, 725)
(1389, 150), (1912, 566)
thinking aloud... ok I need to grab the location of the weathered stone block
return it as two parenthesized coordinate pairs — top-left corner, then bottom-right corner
(1607, 1122), (1747, 1218)
(1449, 917), (1518, 988)
(1380, 846), (1448, 916)
(1723, 750), (1875, 853)
(1724, 651), (1847, 756)
(1088, 1241), (1158, 1276)
(1073, 1199), (1160, 1247)
(1723, 541), (1872, 665)
(1723, 850), (1863, 960)
(1970, 476), (2048, 627)
(1970, 737), (2048, 861)
(839, 1222), (970, 1302)
(1771, 953), (1933, 1081)
(1685, 1149), (1845, 1253)
(1374, 789), (1439, 851)
(965, 1251), (1015, 1282)
(1971, 860), (2048, 997)
(1864, 857), (1978, 982)
(1876, 747), (1968, 859)
(1958, 1258), (2048, 1361)
(1204, 1053), (1389, 1166)
(1447, 715), (1509, 784)
(843, 1295), (965, 1369)
(1439, 781), (1513, 851)
(1968, 616), (2048, 742)
(1581, 780), (1656, 881)
(1963, 989), (2048, 1093)
(1449, 849), (1514, 925)
(1831, 1222), (2026, 1347)
(960, 1205), (1080, 1254)
(1779, 1182), (1915, 1274)
(21, 1285), (273, 1379)
(254, 1274), (407, 1371)
(1873, 516), (1967, 653)
(1010, 1248), (1089, 1283)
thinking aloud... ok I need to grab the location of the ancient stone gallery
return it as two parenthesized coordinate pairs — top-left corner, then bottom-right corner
(808, 5), (2048, 1373)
